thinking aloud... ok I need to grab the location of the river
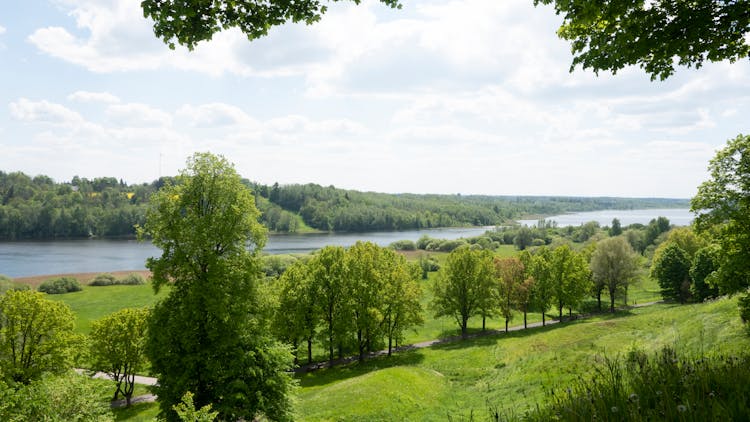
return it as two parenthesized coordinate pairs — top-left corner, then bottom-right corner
(0, 208), (693, 278)
(0, 227), (489, 278)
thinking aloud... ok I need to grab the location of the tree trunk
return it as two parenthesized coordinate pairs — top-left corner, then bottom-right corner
(610, 292), (616, 313)
(505, 318), (509, 333)
(307, 337), (313, 364)
(523, 310), (527, 329)
(461, 317), (468, 338)
(542, 312), (546, 326)
(597, 291), (602, 312)
(358, 329), (365, 362)
(482, 315), (486, 331)
(388, 335), (393, 356)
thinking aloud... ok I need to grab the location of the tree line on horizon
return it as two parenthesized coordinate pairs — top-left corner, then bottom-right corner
(0, 169), (688, 240)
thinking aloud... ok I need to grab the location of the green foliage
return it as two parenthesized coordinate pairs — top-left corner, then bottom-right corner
(89, 273), (117, 286)
(609, 218), (622, 236)
(38, 276), (82, 294)
(431, 247), (495, 337)
(142, 0), (403, 50)
(261, 254), (300, 278)
(548, 245), (591, 318)
(418, 253), (440, 279)
(273, 261), (319, 364)
(0, 290), (78, 383)
(173, 391), (218, 422)
(534, 0), (750, 80)
(89, 307), (150, 406)
(141, 153), (294, 422)
(740, 294), (750, 324)
(0, 275), (29, 295)
(0, 371), (113, 421)
(389, 239), (416, 251)
(590, 236), (639, 312)
(692, 134), (750, 294)
(651, 243), (691, 303)
(525, 346), (750, 421)
(690, 245), (720, 302)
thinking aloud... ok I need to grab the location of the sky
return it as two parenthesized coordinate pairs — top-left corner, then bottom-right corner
(0, 0), (748, 199)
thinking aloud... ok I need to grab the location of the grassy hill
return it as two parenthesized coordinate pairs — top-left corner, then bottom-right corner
(295, 297), (748, 421)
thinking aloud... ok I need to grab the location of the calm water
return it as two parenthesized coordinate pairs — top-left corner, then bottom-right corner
(517, 208), (693, 228)
(0, 227), (489, 277)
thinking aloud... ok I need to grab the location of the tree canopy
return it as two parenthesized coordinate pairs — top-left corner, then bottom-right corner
(142, 0), (403, 50)
(534, 0), (750, 80)
(140, 152), (294, 421)
(691, 134), (750, 294)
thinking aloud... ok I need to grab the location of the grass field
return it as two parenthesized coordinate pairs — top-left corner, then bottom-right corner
(295, 296), (749, 421)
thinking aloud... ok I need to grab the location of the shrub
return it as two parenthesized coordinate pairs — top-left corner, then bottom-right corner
(119, 273), (146, 285)
(437, 239), (467, 252)
(0, 276), (30, 295)
(90, 273), (117, 286)
(739, 293), (750, 323)
(389, 240), (416, 251)
(38, 277), (82, 294)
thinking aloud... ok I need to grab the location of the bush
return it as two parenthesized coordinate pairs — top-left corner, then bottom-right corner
(38, 277), (82, 294)
(119, 273), (146, 285)
(0, 276), (29, 295)
(437, 239), (467, 252)
(89, 273), (147, 287)
(389, 240), (416, 251)
(89, 273), (117, 286)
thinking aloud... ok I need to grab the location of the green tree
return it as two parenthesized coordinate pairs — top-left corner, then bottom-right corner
(140, 153), (294, 422)
(692, 134), (750, 294)
(431, 247), (494, 338)
(609, 218), (622, 237)
(534, 0), (750, 80)
(309, 246), (349, 362)
(273, 261), (319, 365)
(549, 245), (591, 319)
(345, 241), (385, 362)
(173, 392), (218, 422)
(689, 245), (720, 302)
(590, 236), (639, 312)
(0, 290), (78, 383)
(651, 243), (691, 303)
(494, 257), (524, 333)
(379, 249), (423, 356)
(89, 307), (150, 406)
(513, 226), (534, 250)
(524, 248), (554, 326)
(142, 0), (403, 50)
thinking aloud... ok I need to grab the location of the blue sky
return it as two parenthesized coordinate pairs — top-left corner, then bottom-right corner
(1, 0), (748, 198)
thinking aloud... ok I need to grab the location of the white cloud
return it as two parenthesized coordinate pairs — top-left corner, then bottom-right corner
(106, 103), (172, 127)
(9, 98), (85, 126)
(176, 103), (255, 128)
(68, 91), (121, 103)
(0, 24), (6, 35)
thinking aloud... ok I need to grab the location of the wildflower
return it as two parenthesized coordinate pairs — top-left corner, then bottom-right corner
(611, 406), (619, 413)
(677, 404), (687, 413)
(709, 391), (716, 398)
(628, 393), (639, 403)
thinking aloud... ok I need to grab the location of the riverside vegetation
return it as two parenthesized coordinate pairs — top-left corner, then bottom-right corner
(2, 135), (750, 420)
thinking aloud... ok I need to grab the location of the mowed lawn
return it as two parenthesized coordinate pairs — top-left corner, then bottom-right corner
(296, 296), (749, 421)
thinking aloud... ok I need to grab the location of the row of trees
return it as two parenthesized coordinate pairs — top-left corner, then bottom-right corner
(273, 242), (423, 364)
(431, 236), (642, 337)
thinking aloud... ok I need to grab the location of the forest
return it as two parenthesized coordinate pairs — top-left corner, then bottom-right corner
(0, 170), (688, 240)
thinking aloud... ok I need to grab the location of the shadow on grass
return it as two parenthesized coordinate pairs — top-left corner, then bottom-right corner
(431, 308), (641, 352)
(111, 401), (159, 421)
(296, 349), (426, 388)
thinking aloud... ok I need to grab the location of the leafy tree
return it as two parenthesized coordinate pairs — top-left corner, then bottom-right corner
(609, 218), (622, 236)
(0, 290), (78, 383)
(549, 245), (591, 318)
(431, 247), (494, 338)
(494, 257), (524, 332)
(345, 241), (385, 362)
(140, 153), (294, 422)
(379, 249), (423, 356)
(692, 134), (750, 294)
(534, 0), (750, 80)
(309, 246), (350, 362)
(689, 245), (720, 302)
(651, 242), (691, 303)
(524, 248), (555, 326)
(0, 276), (29, 295)
(89, 307), (150, 406)
(273, 261), (319, 364)
(142, 0), (403, 50)
(590, 236), (639, 312)
(513, 226), (534, 250)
